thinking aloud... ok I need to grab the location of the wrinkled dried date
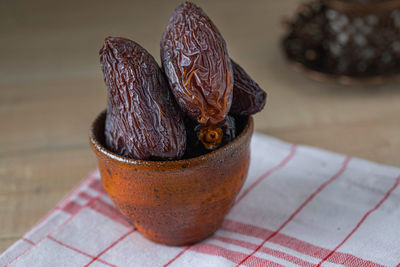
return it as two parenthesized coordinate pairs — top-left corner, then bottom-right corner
(230, 60), (267, 116)
(184, 115), (236, 158)
(100, 37), (186, 160)
(98, 2), (266, 161)
(161, 2), (233, 126)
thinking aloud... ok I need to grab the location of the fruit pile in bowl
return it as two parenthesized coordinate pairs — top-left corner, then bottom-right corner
(90, 2), (266, 246)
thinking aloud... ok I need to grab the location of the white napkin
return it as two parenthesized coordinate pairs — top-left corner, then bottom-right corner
(1, 133), (399, 267)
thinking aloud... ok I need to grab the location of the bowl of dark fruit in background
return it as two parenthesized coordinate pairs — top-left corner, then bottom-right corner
(89, 2), (266, 246)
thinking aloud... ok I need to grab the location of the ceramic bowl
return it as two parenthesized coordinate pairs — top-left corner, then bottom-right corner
(89, 110), (253, 246)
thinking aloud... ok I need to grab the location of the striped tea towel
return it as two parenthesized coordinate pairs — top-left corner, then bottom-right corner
(1, 133), (400, 267)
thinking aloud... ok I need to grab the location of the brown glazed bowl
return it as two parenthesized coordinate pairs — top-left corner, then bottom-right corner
(89, 110), (253, 246)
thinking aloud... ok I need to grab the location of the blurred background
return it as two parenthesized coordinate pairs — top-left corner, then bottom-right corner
(1, 0), (399, 252)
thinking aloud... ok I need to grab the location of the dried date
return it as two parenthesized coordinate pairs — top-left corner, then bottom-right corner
(184, 115), (236, 158)
(161, 2), (233, 126)
(100, 37), (186, 160)
(230, 59), (267, 115)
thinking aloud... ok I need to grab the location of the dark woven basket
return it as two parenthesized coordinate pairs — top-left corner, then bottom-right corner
(283, 0), (400, 84)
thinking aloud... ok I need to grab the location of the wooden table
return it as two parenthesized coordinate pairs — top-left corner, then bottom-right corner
(1, 0), (399, 253)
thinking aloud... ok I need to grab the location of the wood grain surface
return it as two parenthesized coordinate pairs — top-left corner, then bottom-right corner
(1, 0), (399, 253)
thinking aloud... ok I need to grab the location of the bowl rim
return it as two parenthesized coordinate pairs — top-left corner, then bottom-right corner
(89, 110), (253, 167)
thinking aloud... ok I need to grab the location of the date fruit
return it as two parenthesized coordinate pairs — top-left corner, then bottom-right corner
(161, 2), (233, 126)
(184, 115), (236, 158)
(100, 37), (186, 160)
(230, 59), (267, 115)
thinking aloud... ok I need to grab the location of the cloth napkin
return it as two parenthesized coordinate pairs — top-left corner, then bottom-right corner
(1, 133), (400, 267)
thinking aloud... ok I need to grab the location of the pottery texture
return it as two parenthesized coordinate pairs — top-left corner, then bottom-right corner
(90, 111), (253, 246)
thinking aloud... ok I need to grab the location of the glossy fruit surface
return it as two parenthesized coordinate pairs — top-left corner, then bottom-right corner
(230, 60), (267, 116)
(100, 37), (186, 160)
(161, 2), (233, 126)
